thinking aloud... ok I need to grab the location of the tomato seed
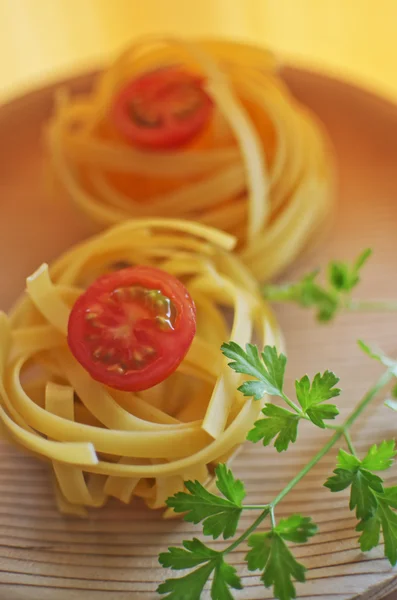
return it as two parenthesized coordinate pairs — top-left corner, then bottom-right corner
(111, 288), (125, 301)
(85, 312), (98, 321)
(130, 286), (145, 298)
(155, 316), (173, 331)
(133, 350), (144, 363)
(107, 364), (126, 374)
(142, 346), (156, 356)
(90, 321), (105, 329)
(85, 334), (100, 341)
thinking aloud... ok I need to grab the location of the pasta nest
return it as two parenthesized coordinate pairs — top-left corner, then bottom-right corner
(0, 219), (281, 515)
(47, 37), (335, 280)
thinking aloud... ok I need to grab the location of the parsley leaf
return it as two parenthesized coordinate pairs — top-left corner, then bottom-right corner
(295, 371), (340, 428)
(325, 443), (397, 563)
(334, 442), (397, 475)
(238, 380), (267, 401)
(328, 249), (372, 292)
(215, 464), (246, 505)
(275, 514), (318, 543)
(349, 469), (383, 520)
(337, 448), (361, 471)
(159, 538), (218, 570)
(157, 562), (214, 599)
(263, 249), (373, 322)
(356, 515), (381, 552)
(361, 441), (397, 471)
(355, 489), (397, 565)
(324, 467), (355, 491)
(211, 561), (243, 599)
(246, 531), (273, 572)
(246, 514), (316, 600)
(158, 543), (242, 600)
(247, 404), (300, 452)
(324, 448), (385, 520)
(166, 464), (245, 539)
(264, 271), (339, 322)
(306, 403), (340, 428)
(221, 342), (287, 398)
(324, 440), (397, 565)
(378, 500), (397, 566)
(247, 532), (306, 600)
(295, 371), (341, 409)
(379, 486), (397, 509)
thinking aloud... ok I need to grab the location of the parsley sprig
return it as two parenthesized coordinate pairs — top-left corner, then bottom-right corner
(157, 250), (397, 599)
(325, 442), (397, 564)
(158, 538), (242, 599)
(167, 464), (245, 539)
(222, 342), (341, 450)
(158, 338), (397, 600)
(263, 248), (397, 321)
(160, 464), (317, 600)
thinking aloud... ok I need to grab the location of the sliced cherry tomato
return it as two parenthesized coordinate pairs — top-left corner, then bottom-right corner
(67, 266), (196, 391)
(110, 66), (213, 150)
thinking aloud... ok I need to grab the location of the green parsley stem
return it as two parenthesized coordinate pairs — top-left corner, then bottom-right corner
(281, 392), (303, 416)
(271, 369), (393, 508)
(271, 430), (343, 508)
(213, 433), (344, 561)
(343, 431), (357, 455)
(243, 505), (269, 510)
(348, 299), (397, 312)
(223, 507), (270, 555)
(270, 506), (276, 528)
(215, 369), (393, 564)
(343, 370), (393, 429)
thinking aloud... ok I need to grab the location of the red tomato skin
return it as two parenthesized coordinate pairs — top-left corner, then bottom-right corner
(67, 266), (196, 391)
(110, 67), (213, 150)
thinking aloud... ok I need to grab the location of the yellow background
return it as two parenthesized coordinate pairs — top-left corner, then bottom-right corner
(1, 0), (396, 103)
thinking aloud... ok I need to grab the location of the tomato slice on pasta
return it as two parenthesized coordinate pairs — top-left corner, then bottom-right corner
(67, 266), (196, 391)
(110, 67), (213, 149)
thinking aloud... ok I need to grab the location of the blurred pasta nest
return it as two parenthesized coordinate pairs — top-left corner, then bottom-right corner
(0, 220), (281, 515)
(46, 37), (335, 280)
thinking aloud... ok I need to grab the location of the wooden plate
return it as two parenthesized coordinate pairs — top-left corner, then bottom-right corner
(1, 67), (397, 600)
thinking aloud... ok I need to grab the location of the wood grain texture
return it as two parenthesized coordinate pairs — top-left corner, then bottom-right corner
(0, 67), (397, 599)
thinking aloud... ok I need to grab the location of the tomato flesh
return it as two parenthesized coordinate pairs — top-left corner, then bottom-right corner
(67, 266), (196, 391)
(110, 66), (213, 150)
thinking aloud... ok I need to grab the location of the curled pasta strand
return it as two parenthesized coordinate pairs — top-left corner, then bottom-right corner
(2, 219), (281, 513)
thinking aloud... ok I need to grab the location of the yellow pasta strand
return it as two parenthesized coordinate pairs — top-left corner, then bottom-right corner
(1, 219), (281, 513)
(46, 382), (107, 507)
(46, 36), (334, 280)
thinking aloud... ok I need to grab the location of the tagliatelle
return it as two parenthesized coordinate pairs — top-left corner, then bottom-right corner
(46, 37), (335, 280)
(0, 219), (281, 515)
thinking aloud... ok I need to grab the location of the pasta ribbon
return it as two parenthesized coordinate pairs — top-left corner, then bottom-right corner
(0, 219), (281, 513)
(46, 37), (335, 279)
